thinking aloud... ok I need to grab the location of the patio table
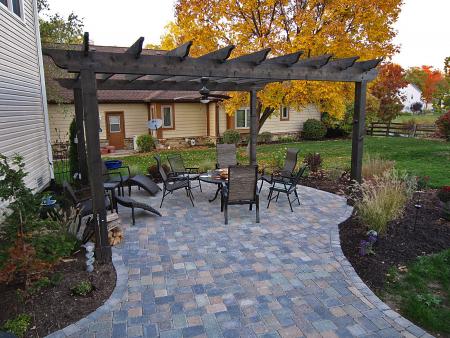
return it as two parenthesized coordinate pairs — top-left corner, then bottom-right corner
(199, 173), (227, 202)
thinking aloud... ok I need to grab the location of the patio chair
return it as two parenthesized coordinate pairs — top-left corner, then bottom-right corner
(216, 144), (238, 169)
(62, 181), (112, 218)
(221, 165), (259, 225)
(129, 175), (161, 196)
(155, 155), (195, 208)
(259, 148), (299, 193)
(102, 162), (132, 196)
(267, 165), (307, 212)
(115, 195), (161, 225)
(167, 154), (202, 191)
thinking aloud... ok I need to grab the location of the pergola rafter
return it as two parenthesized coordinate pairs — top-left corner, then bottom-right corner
(44, 33), (381, 262)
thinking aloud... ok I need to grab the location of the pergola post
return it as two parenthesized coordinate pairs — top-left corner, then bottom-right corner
(351, 81), (367, 182)
(73, 87), (88, 184)
(249, 89), (258, 166)
(80, 68), (111, 262)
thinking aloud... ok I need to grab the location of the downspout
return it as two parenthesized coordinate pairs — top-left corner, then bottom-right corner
(32, 0), (54, 180)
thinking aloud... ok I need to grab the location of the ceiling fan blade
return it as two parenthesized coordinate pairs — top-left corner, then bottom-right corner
(174, 95), (201, 100)
(208, 93), (231, 99)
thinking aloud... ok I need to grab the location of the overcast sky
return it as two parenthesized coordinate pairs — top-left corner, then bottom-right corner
(47, 0), (449, 70)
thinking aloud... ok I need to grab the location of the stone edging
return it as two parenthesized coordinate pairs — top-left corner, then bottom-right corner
(324, 191), (433, 338)
(46, 248), (128, 338)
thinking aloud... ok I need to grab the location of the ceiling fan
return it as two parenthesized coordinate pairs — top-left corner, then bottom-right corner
(174, 77), (230, 103)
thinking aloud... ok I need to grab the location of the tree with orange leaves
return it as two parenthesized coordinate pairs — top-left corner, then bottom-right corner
(160, 0), (402, 131)
(371, 63), (407, 121)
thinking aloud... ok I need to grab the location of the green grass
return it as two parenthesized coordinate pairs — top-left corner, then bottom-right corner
(384, 249), (450, 336)
(393, 112), (443, 124)
(111, 137), (450, 188)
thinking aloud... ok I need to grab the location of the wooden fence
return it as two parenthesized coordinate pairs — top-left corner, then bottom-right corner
(367, 122), (437, 138)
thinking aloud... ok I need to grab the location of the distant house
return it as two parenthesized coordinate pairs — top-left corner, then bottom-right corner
(0, 0), (53, 191)
(399, 84), (424, 113)
(45, 45), (321, 150)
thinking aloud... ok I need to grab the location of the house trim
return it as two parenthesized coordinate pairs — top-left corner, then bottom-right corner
(160, 103), (175, 130)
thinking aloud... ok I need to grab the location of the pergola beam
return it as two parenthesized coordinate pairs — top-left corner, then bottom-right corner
(228, 48), (271, 65)
(262, 51), (303, 66)
(198, 45), (235, 62)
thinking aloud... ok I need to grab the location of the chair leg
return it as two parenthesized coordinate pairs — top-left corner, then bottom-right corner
(249, 203), (252, 211)
(224, 203), (228, 225)
(267, 190), (273, 209)
(276, 191), (280, 202)
(128, 184), (131, 196)
(131, 206), (135, 225)
(187, 188), (195, 207)
(256, 196), (260, 223)
(294, 189), (300, 205)
(287, 193), (293, 212)
(259, 180), (264, 193)
(160, 187), (166, 208)
(198, 178), (202, 192)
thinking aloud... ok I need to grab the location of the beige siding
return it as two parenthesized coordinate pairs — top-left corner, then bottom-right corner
(260, 104), (321, 133)
(0, 0), (52, 191)
(218, 105), (227, 134)
(208, 103), (216, 137)
(162, 103), (207, 138)
(48, 103), (149, 142)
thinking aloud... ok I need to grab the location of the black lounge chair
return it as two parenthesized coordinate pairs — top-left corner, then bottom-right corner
(115, 195), (161, 225)
(259, 148), (299, 193)
(155, 155), (195, 208)
(62, 181), (111, 218)
(267, 165), (307, 212)
(167, 154), (202, 191)
(216, 144), (238, 168)
(103, 161), (133, 196)
(221, 165), (259, 225)
(129, 175), (161, 196)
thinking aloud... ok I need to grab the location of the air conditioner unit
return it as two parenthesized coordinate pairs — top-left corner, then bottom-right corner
(190, 139), (196, 146)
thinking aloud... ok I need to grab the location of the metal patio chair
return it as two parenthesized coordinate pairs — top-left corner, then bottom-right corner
(267, 165), (307, 212)
(155, 155), (195, 208)
(216, 144), (238, 169)
(259, 148), (299, 193)
(167, 154), (202, 191)
(102, 162), (132, 196)
(221, 165), (259, 224)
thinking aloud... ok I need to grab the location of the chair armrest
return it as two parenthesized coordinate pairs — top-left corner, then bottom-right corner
(119, 165), (131, 176)
(105, 171), (124, 181)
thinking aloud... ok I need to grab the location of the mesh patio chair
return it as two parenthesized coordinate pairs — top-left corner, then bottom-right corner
(221, 165), (259, 225)
(259, 148), (299, 193)
(167, 154), (202, 191)
(102, 162), (132, 196)
(267, 165), (307, 212)
(155, 155), (195, 208)
(216, 144), (238, 169)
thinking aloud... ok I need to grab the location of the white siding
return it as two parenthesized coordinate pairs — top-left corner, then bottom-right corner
(0, 0), (52, 191)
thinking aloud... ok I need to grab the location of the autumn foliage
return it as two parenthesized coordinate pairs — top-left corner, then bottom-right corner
(161, 0), (402, 126)
(371, 63), (407, 121)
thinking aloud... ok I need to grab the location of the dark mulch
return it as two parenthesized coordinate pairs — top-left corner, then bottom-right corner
(300, 172), (351, 196)
(0, 251), (116, 338)
(339, 190), (450, 292)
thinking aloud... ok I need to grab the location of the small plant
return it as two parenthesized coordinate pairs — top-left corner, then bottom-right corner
(257, 131), (272, 144)
(416, 176), (430, 190)
(71, 280), (93, 296)
(416, 293), (442, 308)
(436, 109), (450, 140)
(302, 119), (327, 140)
(304, 153), (322, 172)
(359, 230), (378, 256)
(1, 314), (31, 337)
(410, 102), (423, 114)
(29, 276), (52, 294)
(222, 129), (241, 145)
(136, 134), (156, 152)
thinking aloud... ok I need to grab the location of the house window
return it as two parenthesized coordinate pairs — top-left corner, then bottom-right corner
(109, 116), (121, 133)
(162, 105), (173, 128)
(281, 106), (289, 120)
(235, 108), (250, 128)
(1, 0), (23, 18)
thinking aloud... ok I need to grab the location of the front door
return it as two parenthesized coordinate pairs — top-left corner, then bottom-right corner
(106, 112), (125, 149)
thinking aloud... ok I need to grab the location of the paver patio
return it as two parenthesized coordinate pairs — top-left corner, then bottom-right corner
(48, 184), (431, 338)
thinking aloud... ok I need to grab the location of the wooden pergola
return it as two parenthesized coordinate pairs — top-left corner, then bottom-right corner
(44, 33), (381, 261)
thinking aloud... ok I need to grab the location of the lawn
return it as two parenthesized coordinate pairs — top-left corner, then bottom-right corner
(393, 112), (443, 124)
(384, 249), (450, 335)
(112, 136), (450, 188)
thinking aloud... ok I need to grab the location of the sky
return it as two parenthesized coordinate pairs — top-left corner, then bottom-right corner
(47, 0), (449, 71)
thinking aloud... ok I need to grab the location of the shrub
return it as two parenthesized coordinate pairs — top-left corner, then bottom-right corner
(302, 119), (327, 140)
(222, 129), (241, 144)
(354, 169), (416, 234)
(277, 135), (297, 143)
(362, 155), (395, 179)
(258, 131), (272, 144)
(136, 134), (156, 152)
(71, 280), (93, 296)
(436, 110), (450, 140)
(1, 314), (31, 337)
(304, 153), (322, 172)
(437, 186), (450, 203)
(410, 101), (423, 114)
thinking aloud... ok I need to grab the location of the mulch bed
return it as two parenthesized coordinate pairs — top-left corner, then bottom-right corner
(339, 190), (450, 291)
(0, 251), (116, 338)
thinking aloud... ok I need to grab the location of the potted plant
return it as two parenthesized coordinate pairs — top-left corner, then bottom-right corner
(437, 186), (450, 220)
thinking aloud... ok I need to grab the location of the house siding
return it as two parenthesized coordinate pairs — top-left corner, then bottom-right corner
(48, 103), (149, 143)
(162, 103), (207, 139)
(0, 0), (52, 191)
(260, 104), (321, 134)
